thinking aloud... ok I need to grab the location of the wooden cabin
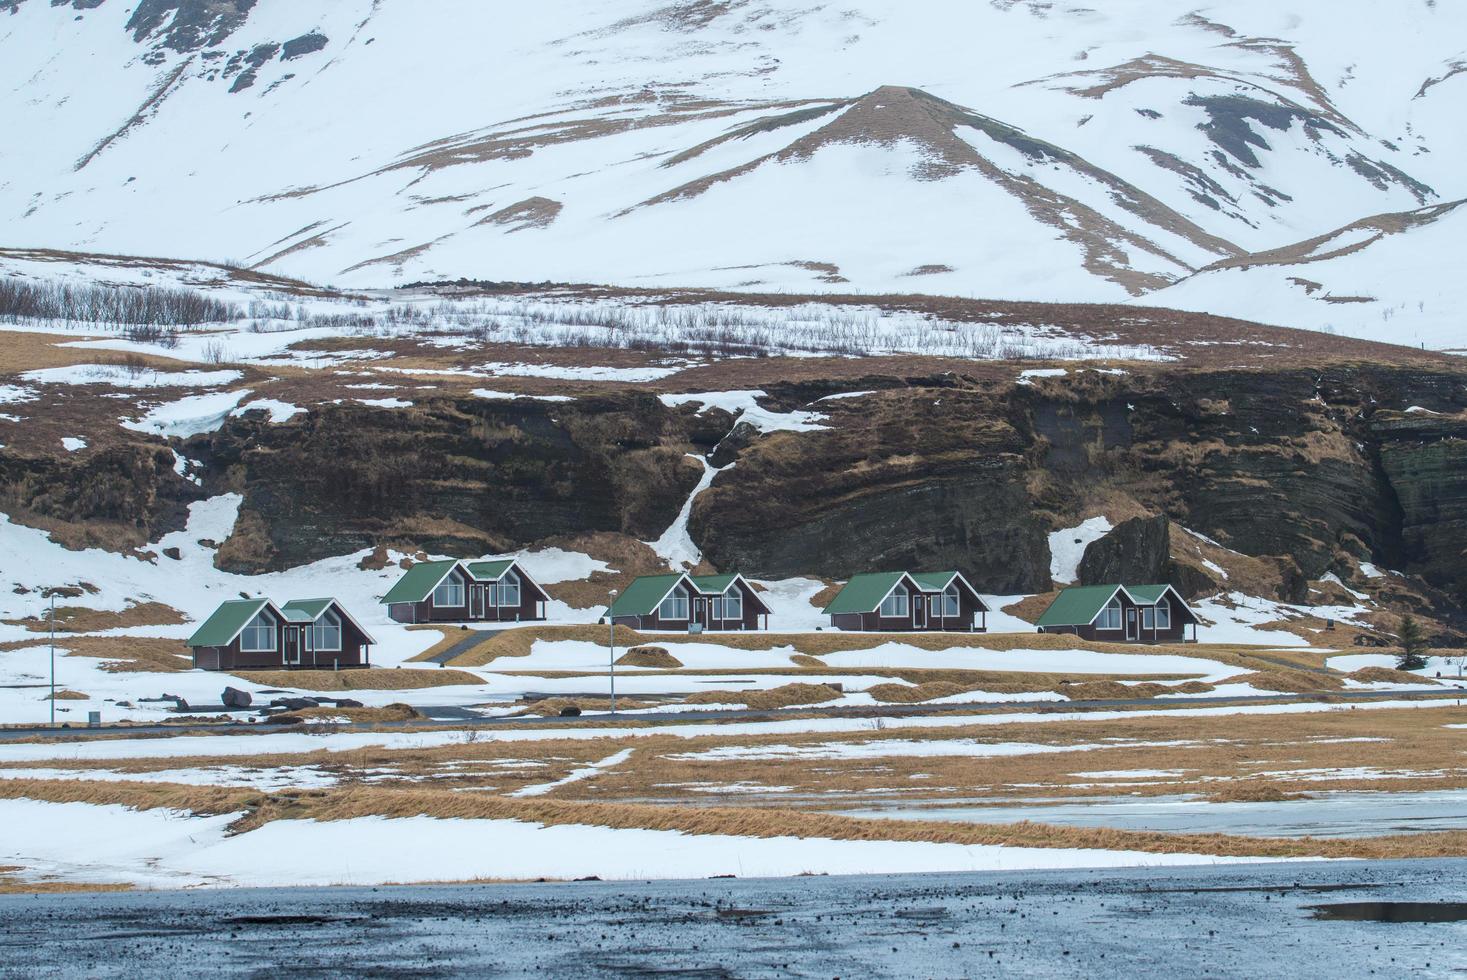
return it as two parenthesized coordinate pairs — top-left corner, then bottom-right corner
(824, 571), (989, 632)
(381, 558), (548, 625)
(608, 572), (771, 631)
(188, 597), (376, 671)
(1035, 584), (1199, 643)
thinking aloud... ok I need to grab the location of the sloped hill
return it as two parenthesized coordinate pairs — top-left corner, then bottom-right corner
(1148, 199), (1467, 350)
(0, 0), (1463, 343)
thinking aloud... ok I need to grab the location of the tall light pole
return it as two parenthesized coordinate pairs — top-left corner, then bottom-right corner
(608, 589), (618, 715)
(48, 592), (56, 727)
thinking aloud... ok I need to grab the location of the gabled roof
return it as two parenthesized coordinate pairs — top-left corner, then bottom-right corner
(282, 597), (378, 646)
(280, 598), (333, 622)
(689, 573), (738, 593)
(1035, 583), (1190, 628)
(690, 572), (772, 615)
(608, 573), (687, 618)
(380, 559), (460, 605)
(187, 598), (273, 648)
(909, 571), (988, 610)
(465, 559), (515, 581)
(822, 572), (913, 615)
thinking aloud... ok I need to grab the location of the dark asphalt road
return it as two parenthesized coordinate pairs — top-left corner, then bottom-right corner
(1, 686), (1462, 743)
(1, 860), (1465, 977)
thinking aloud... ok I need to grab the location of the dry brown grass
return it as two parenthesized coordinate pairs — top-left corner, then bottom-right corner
(3, 601), (185, 634)
(615, 647), (683, 669)
(0, 874), (133, 895)
(535, 533), (670, 609)
(865, 681), (971, 703)
(0, 778), (261, 815)
(231, 668), (484, 691)
(684, 682), (842, 710)
(523, 697), (656, 717)
(1232, 670), (1343, 694)
(1203, 782), (1310, 803)
(230, 785), (1467, 860)
(1348, 666), (1430, 685)
(1003, 593), (1057, 625)
(42, 690), (89, 701)
(0, 635), (193, 673)
(296, 704), (421, 724)
(790, 653), (825, 668)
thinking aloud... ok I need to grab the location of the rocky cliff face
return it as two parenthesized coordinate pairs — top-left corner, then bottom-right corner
(186, 393), (709, 572)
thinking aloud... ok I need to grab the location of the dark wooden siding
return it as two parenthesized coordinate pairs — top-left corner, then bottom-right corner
(1038, 591), (1195, 644)
(193, 606), (370, 671)
(612, 580), (767, 632)
(395, 565), (547, 624)
(830, 581), (985, 633)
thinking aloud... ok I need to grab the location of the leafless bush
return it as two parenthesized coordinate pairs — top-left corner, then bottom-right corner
(202, 339), (234, 365)
(0, 276), (242, 329)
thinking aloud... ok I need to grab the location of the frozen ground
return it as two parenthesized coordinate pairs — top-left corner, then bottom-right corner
(5, 861), (1459, 976)
(0, 798), (1294, 890)
(836, 789), (1467, 840)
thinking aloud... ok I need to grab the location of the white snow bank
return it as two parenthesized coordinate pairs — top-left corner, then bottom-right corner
(1048, 517), (1112, 584)
(121, 389), (253, 438)
(0, 800), (1298, 889)
(21, 365), (241, 389)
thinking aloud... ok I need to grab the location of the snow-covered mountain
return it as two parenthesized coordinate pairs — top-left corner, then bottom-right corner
(2, 0), (1463, 341)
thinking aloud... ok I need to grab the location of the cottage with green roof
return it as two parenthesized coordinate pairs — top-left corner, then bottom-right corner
(381, 558), (548, 625)
(1035, 583), (1198, 643)
(608, 572), (771, 631)
(823, 571), (988, 632)
(187, 597), (376, 671)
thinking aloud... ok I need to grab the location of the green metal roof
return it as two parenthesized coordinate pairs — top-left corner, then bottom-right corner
(822, 572), (908, 615)
(910, 571), (959, 592)
(689, 573), (738, 594)
(1034, 585), (1123, 627)
(1034, 584), (1175, 627)
(281, 598), (334, 622)
(608, 574), (685, 618)
(380, 559), (459, 605)
(1126, 584), (1173, 604)
(465, 559), (515, 581)
(187, 598), (269, 648)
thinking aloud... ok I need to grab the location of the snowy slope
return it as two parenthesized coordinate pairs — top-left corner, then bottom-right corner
(1148, 198), (1467, 349)
(0, 0), (1463, 335)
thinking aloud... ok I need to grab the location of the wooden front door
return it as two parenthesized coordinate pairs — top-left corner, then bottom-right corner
(912, 593), (926, 630)
(283, 628), (302, 665)
(693, 597), (706, 628)
(470, 586), (485, 620)
(1126, 607), (1138, 641)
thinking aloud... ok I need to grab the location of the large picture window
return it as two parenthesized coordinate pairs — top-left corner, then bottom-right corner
(941, 584), (961, 618)
(240, 610), (276, 652)
(1098, 597), (1122, 631)
(1155, 602), (1171, 630)
(496, 569), (521, 608)
(1141, 607), (1155, 630)
(433, 578), (464, 607)
(658, 587), (689, 620)
(879, 590), (909, 618)
(312, 610), (342, 651)
(722, 589), (743, 621)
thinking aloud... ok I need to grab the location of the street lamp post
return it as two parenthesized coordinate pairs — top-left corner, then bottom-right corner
(49, 593), (56, 728)
(608, 589), (618, 715)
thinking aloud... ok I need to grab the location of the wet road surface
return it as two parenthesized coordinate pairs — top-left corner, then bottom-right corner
(2, 860), (1466, 977)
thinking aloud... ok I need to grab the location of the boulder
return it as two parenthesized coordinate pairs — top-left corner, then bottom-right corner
(558, 705), (582, 717)
(1078, 516), (1170, 586)
(221, 687), (253, 708)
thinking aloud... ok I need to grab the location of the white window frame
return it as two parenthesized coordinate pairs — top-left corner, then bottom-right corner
(1155, 602), (1171, 630)
(941, 584), (960, 618)
(239, 610), (276, 653)
(497, 569), (521, 609)
(722, 589), (742, 621)
(879, 590), (909, 618)
(1098, 597), (1122, 631)
(312, 609), (342, 652)
(658, 586), (689, 621)
(433, 577), (465, 608)
(1141, 606), (1155, 630)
